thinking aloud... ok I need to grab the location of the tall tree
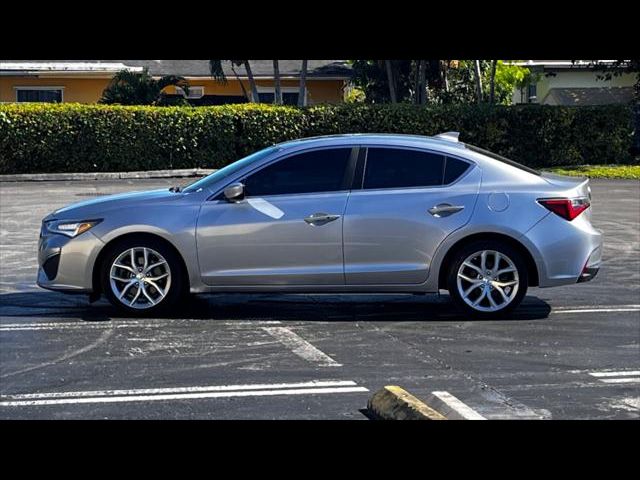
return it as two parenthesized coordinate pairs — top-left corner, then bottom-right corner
(442, 60), (450, 92)
(473, 60), (483, 103)
(298, 60), (308, 107)
(489, 60), (498, 104)
(243, 61), (260, 103)
(417, 60), (428, 105)
(384, 60), (397, 103)
(587, 60), (640, 155)
(273, 60), (282, 104)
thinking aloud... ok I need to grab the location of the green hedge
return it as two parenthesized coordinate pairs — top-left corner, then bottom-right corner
(0, 103), (636, 174)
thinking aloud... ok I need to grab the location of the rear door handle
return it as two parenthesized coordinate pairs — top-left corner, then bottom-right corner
(428, 203), (465, 218)
(304, 212), (341, 226)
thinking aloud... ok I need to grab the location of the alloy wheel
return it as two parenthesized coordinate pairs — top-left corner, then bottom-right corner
(109, 247), (172, 310)
(456, 249), (519, 312)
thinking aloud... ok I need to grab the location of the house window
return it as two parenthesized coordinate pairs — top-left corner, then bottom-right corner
(255, 87), (302, 106)
(15, 87), (63, 103)
(527, 83), (537, 103)
(175, 86), (205, 99)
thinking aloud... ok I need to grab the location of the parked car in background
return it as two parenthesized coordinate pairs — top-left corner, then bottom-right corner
(37, 133), (602, 317)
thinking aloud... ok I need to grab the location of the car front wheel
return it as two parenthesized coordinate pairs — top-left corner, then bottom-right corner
(447, 240), (528, 318)
(101, 237), (186, 315)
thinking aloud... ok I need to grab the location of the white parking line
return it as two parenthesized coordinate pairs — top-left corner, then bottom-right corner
(2, 380), (359, 400)
(553, 305), (640, 314)
(599, 378), (640, 384)
(589, 371), (640, 377)
(263, 326), (341, 367)
(0, 320), (282, 332)
(588, 370), (640, 384)
(0, 380), (368, 407)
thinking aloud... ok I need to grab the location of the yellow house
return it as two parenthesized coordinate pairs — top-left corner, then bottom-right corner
(0, 60), (352, 105)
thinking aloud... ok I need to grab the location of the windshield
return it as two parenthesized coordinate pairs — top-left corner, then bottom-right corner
(182, 146), (280, 193)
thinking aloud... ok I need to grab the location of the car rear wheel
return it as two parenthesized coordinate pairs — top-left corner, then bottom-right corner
(447, 240), (528, 318)
(101, 237), (186, 315)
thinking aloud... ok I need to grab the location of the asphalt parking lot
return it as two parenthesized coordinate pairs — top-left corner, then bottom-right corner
(0, 177), (638, 419)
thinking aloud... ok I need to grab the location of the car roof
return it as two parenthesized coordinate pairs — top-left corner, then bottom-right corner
(274, 133), (469, 152)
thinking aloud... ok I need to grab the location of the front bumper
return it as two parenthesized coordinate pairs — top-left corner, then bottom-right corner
(523, 211), (603, 288)
(36, 227), (104, 293)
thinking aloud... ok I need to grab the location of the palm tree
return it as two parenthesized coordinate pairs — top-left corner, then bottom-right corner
(209, 60), (260, 103)
(298, 60), (308, 107)
(473, 60), (484, 104)
(384, 60), (397, 103)
(99, 68), (189, 105)
(273, 60), (282, 104)
(489, 60), (498, 104)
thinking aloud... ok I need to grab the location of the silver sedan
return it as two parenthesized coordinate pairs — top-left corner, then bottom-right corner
(37, 133), (603, 317)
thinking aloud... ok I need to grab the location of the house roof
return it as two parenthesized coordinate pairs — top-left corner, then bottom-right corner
(511, 60), (620, 70)
(543, 87), (635, 105)
(0, 60), (352, 79)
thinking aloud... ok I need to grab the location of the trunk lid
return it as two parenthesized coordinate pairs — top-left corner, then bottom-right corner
(541, 171), (591, 199)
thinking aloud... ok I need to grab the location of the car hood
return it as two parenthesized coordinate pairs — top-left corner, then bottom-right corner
(46, 188), (179, 220)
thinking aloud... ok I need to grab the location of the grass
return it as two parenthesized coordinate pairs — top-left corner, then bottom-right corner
(543, 164), (640, 180)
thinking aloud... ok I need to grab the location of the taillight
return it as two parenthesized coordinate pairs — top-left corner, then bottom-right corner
(538, 197), (590, 221)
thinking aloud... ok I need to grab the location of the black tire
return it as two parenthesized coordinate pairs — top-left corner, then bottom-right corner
(446, 239), (528, 318)
(100, 235), (187, 316)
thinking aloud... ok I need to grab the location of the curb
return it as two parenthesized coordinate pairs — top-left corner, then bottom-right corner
(0, 168), (216, 183)
(367, 386), (447, 420)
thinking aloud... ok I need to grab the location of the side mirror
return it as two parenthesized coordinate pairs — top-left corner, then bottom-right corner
(223, 183), (245, 202)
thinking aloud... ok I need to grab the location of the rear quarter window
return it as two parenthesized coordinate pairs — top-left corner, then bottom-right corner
(443, 157), (471, 184)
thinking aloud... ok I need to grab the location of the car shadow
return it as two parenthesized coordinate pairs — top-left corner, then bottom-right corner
(0, 290), (552, 323)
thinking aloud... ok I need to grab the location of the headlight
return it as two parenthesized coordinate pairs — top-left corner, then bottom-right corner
(45, 219), (102, 238)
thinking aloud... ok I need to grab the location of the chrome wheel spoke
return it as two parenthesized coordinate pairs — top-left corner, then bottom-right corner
(487, 291), (498, 308)
(464, 282), (483, 296)
(493, 279), (517, 288)
(140, 284), (156, 305)
(463, 261), (482, 274)
(146, 272), (169, 281)
(118, 280), (135, 299)
(110, 274), (131, 282)
(145, 279), (166, 298)
(129, 285), (142, 306)
(145, 260), (167, 273)
(113, 263), (135, 274)
(472, 288), (487, 306)
(480, 251), (488, 271)
(496, 267), (516, 276)
(494, 285), (510, 302)
(143, 247), (149, 270)
(458, 273), (479, 283)
(494, 252), (501, 270)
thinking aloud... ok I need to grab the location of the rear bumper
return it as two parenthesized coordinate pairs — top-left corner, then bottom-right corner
(523, 212), (603, 288)
(577, 265), (599, 283)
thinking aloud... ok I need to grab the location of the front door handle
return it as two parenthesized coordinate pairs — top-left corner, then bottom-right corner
(304, 212), (341, 226)
(428, 203), (465, 218)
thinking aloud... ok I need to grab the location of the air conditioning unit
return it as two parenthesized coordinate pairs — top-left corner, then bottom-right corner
(176, 86), (204, 99)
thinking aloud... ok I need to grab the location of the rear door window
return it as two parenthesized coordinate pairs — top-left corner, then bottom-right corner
(363, 148), (445, 189)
